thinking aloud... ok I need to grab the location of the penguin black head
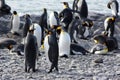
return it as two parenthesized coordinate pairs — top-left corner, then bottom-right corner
(82, 19), (93, 27)
(7, 45), (13, 50)
(93, 35), (106, 44)
(13, 11), (17, 15)
(43, 8), (47, 12)
(107, 16), (116, 23)
(24, 14), (31, 19)
(62, 2), (69, 8)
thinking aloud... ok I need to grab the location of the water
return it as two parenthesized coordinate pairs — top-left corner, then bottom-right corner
(5, 0), (120, 16)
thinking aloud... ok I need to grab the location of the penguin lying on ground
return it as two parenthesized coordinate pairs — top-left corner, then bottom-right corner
(0, 0), (11, 14)
(90, 35), (108, 54)
(104, 16), (116, 37)
(107, 0), (119, 17)
(44, 29), (59, 73)
(0, 38), (16, 50)
(10, 11), (20, 36)
(70, 43), (89, 55)
(24, 27), (38, 73)
(57, 26), (71, 58)
(59, 2), (73, 32)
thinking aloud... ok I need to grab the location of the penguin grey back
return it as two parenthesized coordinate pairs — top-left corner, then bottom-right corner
(23, 14), (32, 38)
(24, 32), (37, 72)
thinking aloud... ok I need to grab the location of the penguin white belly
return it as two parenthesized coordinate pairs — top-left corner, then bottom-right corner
(112, 9), (117, 16)
(44, 35), (50, 64)
(0, 1), (2, 8)
(11, 16), (20, 33)
(49, 12), (57, 27)
(33, 23), (42, 48)
(104, 19), (108, 30)
(59, 32), (71, 57)
(84, 27), (89, 37)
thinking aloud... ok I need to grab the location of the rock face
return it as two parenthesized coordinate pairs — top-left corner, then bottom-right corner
(0, 13), (120, 80)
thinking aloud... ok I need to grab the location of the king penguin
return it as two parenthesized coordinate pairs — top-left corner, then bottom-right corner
(29, 23), (42, 49)
(49, 11), (60, 29)
(59, 2), (73, 31)
(104, 16), (116, 37)
(22, 14), (32, 44)
(44, 29), (59, 73)
(0, 0), (11, 14)
(10, 11), (20, 35)
(74, 0), (88, 19)
(107, 0), (119, 17)
(39, 8), (48, 45)
(24, 27), (38, 73)
(57, 26), (71, 58)
(90, 35), (108, 54)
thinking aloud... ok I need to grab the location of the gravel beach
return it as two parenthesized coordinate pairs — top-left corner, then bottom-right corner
(0, 12), (120, 80)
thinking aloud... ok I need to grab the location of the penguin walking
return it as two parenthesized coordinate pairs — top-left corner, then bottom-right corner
(49, 11), (59, 29)
(58, 26), (71, 58)
(104, 16), (116, 37)
(24, 27), (38, 73)
(10, 11), (20, 35)
(59, 2), (73, 31)
(73, 0), (88, 19)
(44, 29), (59, 73)
(22, 14), (32, 44)
(30, 23), (42, 49)
(90, 35), (108, 54)
(107, 0), (119, 17)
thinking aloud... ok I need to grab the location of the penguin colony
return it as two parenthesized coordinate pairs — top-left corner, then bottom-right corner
(0, 0), (119, 73)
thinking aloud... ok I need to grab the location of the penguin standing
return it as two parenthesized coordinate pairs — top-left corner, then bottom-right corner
(10, 11), (20, 35)
(0, 0), (11, 14)
(104, 16), (116, 37)
(59, 2), (73, 31)
(30, 23), (42, 49)
(24, 27), (38, 73)
(107, 0), (119, 17)
(58, 26), (71, 58)
(22, 14), (32, 44)
(74, 0), (88, 19)
(79, 19), (93, 39)
(49, 11), (59, 29)
(90, 35), (108, 54)
(44, 29), (59, 73)
(39, 8), (48, 45)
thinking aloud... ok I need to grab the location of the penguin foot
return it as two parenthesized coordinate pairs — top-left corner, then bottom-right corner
(47, 70), (52, 73)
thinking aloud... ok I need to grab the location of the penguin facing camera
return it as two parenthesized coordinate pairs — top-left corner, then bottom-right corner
(107, 0), (119, 17)
(24, 26), (38, 73)
(90, 35), (108, 55)
(44, 29), (59, 73)
(57, 26), (71, 58)
(104, 16), (116, 37)
(59, 2), (73, 32)
(10, 11), (20, 36)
